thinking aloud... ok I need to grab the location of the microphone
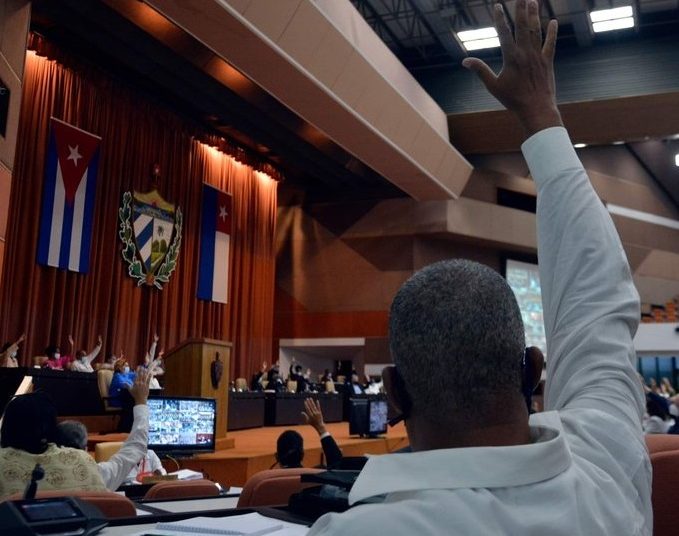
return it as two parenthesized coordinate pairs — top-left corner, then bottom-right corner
(24, 464), (44, 500)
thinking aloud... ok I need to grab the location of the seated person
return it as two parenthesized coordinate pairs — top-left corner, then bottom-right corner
(108, 358), (136, 407)
(289, 362), (307, 393)
(306, 4), (651, 534)
(275, 430), (304, 468)
(0, 333), (25, 368)
(251, 361), (268, 391)
(98, 352), (118, 371)
(266, 369), (285, 393)
(644, 392), (673, 434)
(42, 344), (72, 370)
(346, 372), (364, 396)
(56, 369), (152, 490)
(69, 334), (103, 373)
(0, 391), (105, 499)
(126, 449), (166, 483)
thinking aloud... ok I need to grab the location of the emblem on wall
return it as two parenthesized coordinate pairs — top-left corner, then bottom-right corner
(118, 189), (183, 289)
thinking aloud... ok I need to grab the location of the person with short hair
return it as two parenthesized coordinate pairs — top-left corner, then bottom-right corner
(275, 430), (304, 468)
(0, 391), (105, 499)
(70, 334), (103, 373)
(42, 344), (71, 370)
(56, 370), (154, 490)
(307, 1), (651, 534)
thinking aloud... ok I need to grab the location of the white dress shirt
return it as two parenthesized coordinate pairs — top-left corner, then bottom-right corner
(71, 343), (102, 373)
(98, 404), (149, 490)
(307, 127), (652, 536)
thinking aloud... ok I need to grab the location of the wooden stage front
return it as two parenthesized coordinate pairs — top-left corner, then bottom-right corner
(91, 421), (408, 488)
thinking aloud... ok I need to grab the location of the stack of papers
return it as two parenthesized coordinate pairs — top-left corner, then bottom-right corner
(168, 469), (205, 481)
(136, 512), (301, 535)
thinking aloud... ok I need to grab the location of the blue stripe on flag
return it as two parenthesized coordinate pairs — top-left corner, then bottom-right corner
(37, 132), (59, 266)
(136, 220), (154, 269)
(78, 150), (99, 272)
(58, 195), (75, 270)
(197, 184), (217, 301)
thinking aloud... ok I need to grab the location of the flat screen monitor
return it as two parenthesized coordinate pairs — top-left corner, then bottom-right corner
(368, 399), (388, 435)
(505, 259), (546, 355)
(349, 397), (387, 437)
(147, 396), (216, 455)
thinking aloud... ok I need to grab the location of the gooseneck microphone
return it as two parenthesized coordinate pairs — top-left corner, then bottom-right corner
(24, 464), (45, 500)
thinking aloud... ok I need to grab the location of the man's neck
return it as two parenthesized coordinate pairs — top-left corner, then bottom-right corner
(406, 403), (532, 451)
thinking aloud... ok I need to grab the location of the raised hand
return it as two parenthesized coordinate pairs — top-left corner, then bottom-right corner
(97, 335), (103, 346)
(462, 0), (562, 136)
(129, 367), (152, 406)
(68, 334), (74, 347)
(153, 333), (159, 343)
(17, 333), (26, 345)
(302, 398), (327, 436)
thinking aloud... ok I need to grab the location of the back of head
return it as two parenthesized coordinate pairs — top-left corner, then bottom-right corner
(1, 391), (58, 454)
(114, 358), (128, 373)
(56, 420), (88, 450)
(389, 259), (525, 427)
(276, 430), (304, 468)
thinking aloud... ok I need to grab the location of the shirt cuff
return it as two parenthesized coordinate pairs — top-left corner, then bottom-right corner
(320, 432), (331, 440)
(133, 404), (149, 418)
(521, 127), (581, 186)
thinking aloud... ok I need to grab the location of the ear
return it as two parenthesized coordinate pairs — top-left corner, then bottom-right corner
(525, 346), (544, 393)
(382, 365), (410, 418)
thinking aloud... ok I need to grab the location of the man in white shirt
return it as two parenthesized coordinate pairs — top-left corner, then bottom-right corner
(56, 369), (152, 491)
(307, 1), (652, 534)
(69, 334), (103, 373)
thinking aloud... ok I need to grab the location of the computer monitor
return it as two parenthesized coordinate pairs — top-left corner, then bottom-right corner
(147, 396), (216, 455)
(368, 399), (388, 435)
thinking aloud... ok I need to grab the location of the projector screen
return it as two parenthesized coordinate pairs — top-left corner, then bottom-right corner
(505, 259), (546, 355)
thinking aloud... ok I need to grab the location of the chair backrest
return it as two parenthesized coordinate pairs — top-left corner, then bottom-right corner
(6, 490), (136, 519)
(645, 434), (679, 536)
(32, 355), (48, 368)
(336, 375), (346, 384)
(325, 381), (336, 393)
(286, 380), (297, 393)
(237, 468), (323, 508)
(235, 377), (248, 391)
(260, 380), (269, 389)
(94, 441), (124, 462)
(143, 479), (219, 500)
(96, 369), (117, 411)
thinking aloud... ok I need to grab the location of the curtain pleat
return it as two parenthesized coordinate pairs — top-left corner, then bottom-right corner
(0, 45), (277, 379)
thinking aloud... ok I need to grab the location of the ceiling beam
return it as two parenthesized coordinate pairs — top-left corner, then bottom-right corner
(448, 91), (679, 154)
(408, 0), (467, 61)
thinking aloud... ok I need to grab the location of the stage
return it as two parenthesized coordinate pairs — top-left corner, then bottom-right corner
(90, 421), (409, 488)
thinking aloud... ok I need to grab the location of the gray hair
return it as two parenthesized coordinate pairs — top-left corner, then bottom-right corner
(389, 259), (525, 425)
(56, 420), (88, 450)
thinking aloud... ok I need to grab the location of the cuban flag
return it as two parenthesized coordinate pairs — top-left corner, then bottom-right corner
(37, 118), (101, 272)
(197, 184), (232, 304)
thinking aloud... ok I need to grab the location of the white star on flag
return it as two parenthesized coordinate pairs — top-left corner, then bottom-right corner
(219, 206), (228, 221)
(67, 145), (82, 166)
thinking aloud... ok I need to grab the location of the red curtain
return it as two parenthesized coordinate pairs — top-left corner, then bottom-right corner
(0, 39), (277, 378)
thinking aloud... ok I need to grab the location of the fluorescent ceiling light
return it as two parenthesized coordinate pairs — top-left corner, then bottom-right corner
(675, 154), (679, 167)
(457, 27), (498, 41)
(590, 6), (633, 22)
(462, 37), (501, 51)
(574, 143), (587, 148)
(592, 17), (634, 32)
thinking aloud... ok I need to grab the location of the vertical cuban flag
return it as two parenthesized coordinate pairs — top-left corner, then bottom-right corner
(197, 184), (232, 304)
(37, 118), (101, 272)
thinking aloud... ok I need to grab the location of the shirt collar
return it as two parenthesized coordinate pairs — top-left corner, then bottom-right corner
(349, 411), (571, 504)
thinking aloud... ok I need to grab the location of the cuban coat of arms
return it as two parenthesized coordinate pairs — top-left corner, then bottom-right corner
(118, 190), (183, 289)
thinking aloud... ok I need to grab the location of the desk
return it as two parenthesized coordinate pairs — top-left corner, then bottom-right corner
(264, 393), (343, 426)
(228, 391), (265, 430)
(143, 495), (240, 513)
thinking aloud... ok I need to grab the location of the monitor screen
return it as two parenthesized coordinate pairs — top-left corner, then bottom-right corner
(505, 259), (546, 355)
(368, 399), (388, 435)
(147, 397), (216, 453)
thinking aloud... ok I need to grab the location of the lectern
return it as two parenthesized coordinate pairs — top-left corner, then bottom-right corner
(162, 338), (234, 450)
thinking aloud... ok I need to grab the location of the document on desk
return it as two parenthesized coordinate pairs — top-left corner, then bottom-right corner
(136, 512), (307, 536)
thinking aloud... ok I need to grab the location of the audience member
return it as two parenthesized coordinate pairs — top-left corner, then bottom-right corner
(275, 430), (304, 468)
(56, 370), (153, 490)
(42, 344), (72, 370)
(302, 398), (343, 468)
(69, 334), (103, 373)
(251, 361), (268, 390)
(289, 360), (308, 393)
(644, 392), (673, 434)
(266, 368), (285, 393)
(108, 358), (136, 407)
(661, 377), (676, 397)
(0, 333), (25, 367)
(346, 372), (364, 396)
(307, 2), (651, 533)
(0, 391), (105, 499)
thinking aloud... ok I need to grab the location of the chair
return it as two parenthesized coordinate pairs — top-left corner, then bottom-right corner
(97, 369), (120, 413)
(645, 434), (679, 536)
(94, 441), (124, 463)
(32, 355), (48, 368)
(325, 381), (336, 393)
(237, 468), (323, 507)
(261, 380), (269, 389)
(336, 375), (346, 384)
(142, 479), (219, 500)
(235, 377), (248, 391)
(286, 380), (298, 393)
(6, 490), (136, 518)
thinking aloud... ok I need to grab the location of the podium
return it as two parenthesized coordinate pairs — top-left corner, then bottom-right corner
(163, 338), (234, 450)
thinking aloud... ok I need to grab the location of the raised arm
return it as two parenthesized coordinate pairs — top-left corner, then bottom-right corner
(84, 335), (103, 365)
(465, 0), (643, 428)
(145, 333), (159, 365)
